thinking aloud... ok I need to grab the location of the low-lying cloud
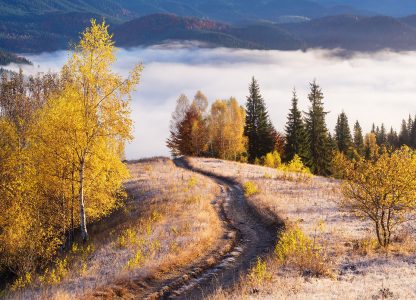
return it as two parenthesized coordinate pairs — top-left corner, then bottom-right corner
(9, 46), (416, 159)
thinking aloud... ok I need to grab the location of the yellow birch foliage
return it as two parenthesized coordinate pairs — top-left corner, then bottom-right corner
(0, 19), (142, 278)
(337, 146), (416, 247)
(209, 98), (246, 160)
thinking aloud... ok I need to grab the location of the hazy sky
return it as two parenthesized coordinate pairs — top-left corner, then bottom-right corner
(8, 46), (416, 159)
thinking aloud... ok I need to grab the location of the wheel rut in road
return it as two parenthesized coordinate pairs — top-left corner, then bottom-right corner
(155, 158), (280, 300)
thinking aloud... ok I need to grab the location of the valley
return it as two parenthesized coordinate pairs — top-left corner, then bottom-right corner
(1, 2), (416, 300)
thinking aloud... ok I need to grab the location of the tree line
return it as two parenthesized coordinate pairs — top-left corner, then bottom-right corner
(168, 77), (416, 176)
(167, 77), (416, 249)
(0, 20), (141, 278)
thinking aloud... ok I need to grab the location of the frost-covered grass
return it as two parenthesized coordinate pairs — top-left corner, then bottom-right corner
(189, 157), (416, 300)
(9, 158), (222, 300)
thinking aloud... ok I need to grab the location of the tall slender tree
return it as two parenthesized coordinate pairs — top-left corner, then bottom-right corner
(353, 121), (365, 156)
(334, 111), (353, 157)
(209, 98), (246, 160)
(304, 81), (332, 175)
(376, 123), (387, 145)
(56, 20), (142, 242)
(244, 77), (275, 162)
(167, 94), (190, 157)
(410, 115), (416, 148)
(387, 127), (399, 149)
(399, 119), (410, 146)
(284, 89), (308, 162)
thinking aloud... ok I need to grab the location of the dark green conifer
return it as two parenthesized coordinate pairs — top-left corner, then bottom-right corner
(304, 81), (332, 175)
(284, 89), (308, 162)
(244, 77), (276, 162)
(377, 123), (387, 145)
(387, 127), (399, 149)
(353, 121), (365, 156)
(399, 119), (410, 146)
(410, 115), (416, 148)
(334, 111), (353, 157)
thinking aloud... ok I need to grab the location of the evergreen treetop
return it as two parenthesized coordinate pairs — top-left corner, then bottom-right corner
(244, 77), (276, 162)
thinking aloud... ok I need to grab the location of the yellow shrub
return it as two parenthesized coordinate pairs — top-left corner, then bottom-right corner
(188, 176), (197, 188)
(126, 249), (145, 269)
(243, 181), (259, 197)
(279, 155), (312, 179)
(275, 225), (330, 277)
(263, 151), (282, 168)
(39, 258), (68, 285)
(248, 258), (272, 285)
(10, 273), (32, 291)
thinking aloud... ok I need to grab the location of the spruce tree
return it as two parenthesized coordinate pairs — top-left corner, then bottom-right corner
(387, 127), (399, 149)
(377, 123), (387, 145)
(399, 119), (410, 146)
(244, 77), (276, 162)
(284, 89), (308, 162)
(410, 115), (416, 148)
(353, 121), (365, 156)
(334, 111), (353, 157)
(304, 81), (332, 175)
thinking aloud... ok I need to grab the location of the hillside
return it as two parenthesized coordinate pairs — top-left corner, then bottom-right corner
(187, 157), (416, 299)
(284, 15), (416, 51)
(2, 1), (416, 53)
(0, 49), (30, 65)
(113, 14), (304, 50)
(3, 12), (416, 53)
(2, 0), (416, 22)
(0, 0), (365, 21)
(114, 13), (416, 52)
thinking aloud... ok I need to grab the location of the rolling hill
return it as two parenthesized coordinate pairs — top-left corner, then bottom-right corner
(114, 13), (416, 52)
(283, 14), (416, 51)
(2, 1), (416, 54)
(0, 49), (30, 65)
(113, 14), (304, 50)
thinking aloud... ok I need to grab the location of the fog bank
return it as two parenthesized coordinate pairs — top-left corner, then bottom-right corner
(9, 46), (416, 159)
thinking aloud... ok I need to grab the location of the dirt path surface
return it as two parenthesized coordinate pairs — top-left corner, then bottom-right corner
(159, 157), (279, 300)
(86, 158), (279, 300)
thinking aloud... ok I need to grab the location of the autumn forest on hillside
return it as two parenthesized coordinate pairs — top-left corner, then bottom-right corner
(1, 19), (416, 300)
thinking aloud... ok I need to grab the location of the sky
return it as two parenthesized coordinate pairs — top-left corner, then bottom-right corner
(8, 45), (416, 159)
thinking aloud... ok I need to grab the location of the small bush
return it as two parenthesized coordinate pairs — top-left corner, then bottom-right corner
(244, 181), (259, 197)
(263, 151), (282, 168)
(126, 249), (145, 269)
(248, 258), (272, 285)
(275, 225), (330, 277)
(352, 237), (378, 256)
(188, 176), (197, 188)
(117, 228), (137, 248)
(279, 155), (311, 175)
(39, 258), (68, 285)
(10, 273), (32, 291)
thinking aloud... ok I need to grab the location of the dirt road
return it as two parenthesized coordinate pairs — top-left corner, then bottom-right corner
(155, 157), (279, 299)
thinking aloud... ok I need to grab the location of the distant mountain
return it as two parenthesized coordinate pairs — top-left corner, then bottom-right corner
(283, 15), (416, 51)
(2, 1), (416, 54)
(0, 0), (368, 22)
(0, 12), (110, 53)
(115, 13), (416, 52)
(114, 14), (304, 50)
(0, 49), (30, 66)
(0, 0), (130, 20)
(314, 0), (416, 17)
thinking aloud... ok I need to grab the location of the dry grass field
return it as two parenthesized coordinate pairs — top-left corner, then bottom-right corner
(188, 157), (416, 300)
(9, 158), (223, 300)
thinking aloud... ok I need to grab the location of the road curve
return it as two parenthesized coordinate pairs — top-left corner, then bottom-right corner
(160, 157), (279, 300)
(86, 157), (280, 300)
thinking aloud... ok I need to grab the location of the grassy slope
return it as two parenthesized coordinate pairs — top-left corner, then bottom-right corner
(8, 158), (223, 299)
(188, 157), (416, 300)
